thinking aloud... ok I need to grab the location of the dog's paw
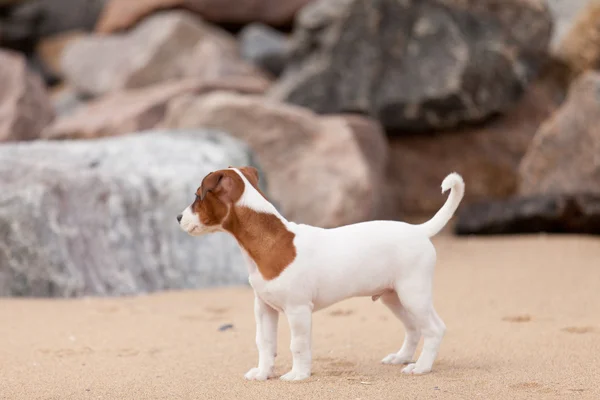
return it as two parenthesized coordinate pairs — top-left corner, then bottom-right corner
(244, 367), (272, 381)
(401, 363), (431, 375)
(279, 369), (311, 381)
(381, 353), (412, 365)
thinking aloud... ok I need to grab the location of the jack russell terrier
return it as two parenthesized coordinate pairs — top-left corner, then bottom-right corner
(177, 166), (464, 381)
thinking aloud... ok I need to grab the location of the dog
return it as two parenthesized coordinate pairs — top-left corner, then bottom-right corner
(177, 166), (464, 381)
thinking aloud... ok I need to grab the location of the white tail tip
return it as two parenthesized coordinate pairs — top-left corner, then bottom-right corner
(441, 172), (464, 193)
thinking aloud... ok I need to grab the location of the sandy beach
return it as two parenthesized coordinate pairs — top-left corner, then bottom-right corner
(1, 233), (599, 400)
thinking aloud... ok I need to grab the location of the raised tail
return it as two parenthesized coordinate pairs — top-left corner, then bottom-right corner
(417, 172), (465, 238)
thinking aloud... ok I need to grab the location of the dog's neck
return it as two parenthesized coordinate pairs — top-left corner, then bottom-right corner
(222, 187), (297, 281)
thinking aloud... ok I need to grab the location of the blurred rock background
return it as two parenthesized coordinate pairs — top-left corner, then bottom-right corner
(0, 0), (598, 297)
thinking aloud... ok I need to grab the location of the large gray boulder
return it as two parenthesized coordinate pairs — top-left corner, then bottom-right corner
(269, 0), (553, 131)
(0, 130), (262, 297)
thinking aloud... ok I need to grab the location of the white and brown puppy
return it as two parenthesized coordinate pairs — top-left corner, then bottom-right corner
(177, 166), (464, 381)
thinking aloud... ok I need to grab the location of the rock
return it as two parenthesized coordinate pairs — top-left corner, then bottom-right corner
(384, 61), (567, 217)
(547, 0), (596, 52)
(42, 77), (269, 140)
(218, 324), (234, 331)
(0, 2), (40, 53)
(519, 71), (600, 197)
(0, 49), (55, 142)
(239, 23), (289, 77)
(49, 85), (89, 118)
(35, 30), (86, 82)
(161, 91), (388, 228)
(454, 193), (600, 235)
(0, 0), (106, 52)
(95, 0), (314, 33)
(554, 1), (600, 78)
(0, 0), (30, 5)
(0, 130), (260, 297)
(269, 0), (553, 131)
(62, 10), (270, 97)
(26, 51), (62, 87)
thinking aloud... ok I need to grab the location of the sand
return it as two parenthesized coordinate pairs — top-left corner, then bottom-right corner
(1, 233), (599, 399)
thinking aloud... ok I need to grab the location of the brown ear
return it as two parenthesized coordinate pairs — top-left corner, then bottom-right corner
(199, 171), (240, 203)
(200, 172), (222, 201)
(239, 166), (259, 185)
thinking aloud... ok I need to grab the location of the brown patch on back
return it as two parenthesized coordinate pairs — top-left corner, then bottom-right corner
(223, 206), (296, 280)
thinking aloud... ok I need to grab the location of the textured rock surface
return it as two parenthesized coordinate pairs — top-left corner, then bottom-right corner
(519, 71), (600, 196)
(239, 23), (289, 77)
(0, 50), (55, 142)
(0, 0), (106, 52)
(62, 11), (269, 96)
(95, 0), (314, 33)
(547, 0), (595, 52)
(35, 30), (86, 82)
(384, 63), (566, 217)
(43, 77), (270, 140)
(49, 85), (89, 118)
(0, 130), (261, 297)
(269, 0), (553, 131)
(555, 1), (600, 77)
(162, 91), (388, 227)
(455, 193), (600, 235)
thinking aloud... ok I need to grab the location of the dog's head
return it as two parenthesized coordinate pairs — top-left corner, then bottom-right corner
(177, 166), (262, 236)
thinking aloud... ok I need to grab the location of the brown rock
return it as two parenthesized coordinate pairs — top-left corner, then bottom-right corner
(95, 0), (313, 33)
(546, 0), (591, 51)
(42, 77), (269, 140)
(555, 2), (600, 78)
(62, 10), (270, 96)
(35, 30), (87, 81)
(455, 193), (600, 235)
(519, 71), (600, 196)
(385, 60), (567, 217)
(161, 91), (388, 227)
(0, 50), (55, 142)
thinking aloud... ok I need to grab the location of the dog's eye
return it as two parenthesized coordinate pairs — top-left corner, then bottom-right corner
(195, 194), (201, 202)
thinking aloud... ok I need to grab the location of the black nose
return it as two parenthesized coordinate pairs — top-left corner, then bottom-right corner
(176, 214), (182, 223)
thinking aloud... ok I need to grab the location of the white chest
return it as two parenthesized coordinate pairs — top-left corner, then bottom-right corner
(248, 272), (287, 313)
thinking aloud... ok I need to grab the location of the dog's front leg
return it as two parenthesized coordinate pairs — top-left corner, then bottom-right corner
(280, 305), (312, 381)
(244, 294), (279, 381)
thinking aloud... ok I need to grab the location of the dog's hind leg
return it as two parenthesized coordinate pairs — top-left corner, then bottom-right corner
(394, 267), (446, 375)
(380, 291), (421, 365)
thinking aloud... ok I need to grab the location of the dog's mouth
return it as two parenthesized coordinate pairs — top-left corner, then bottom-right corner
(182, 224), (205, 236)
